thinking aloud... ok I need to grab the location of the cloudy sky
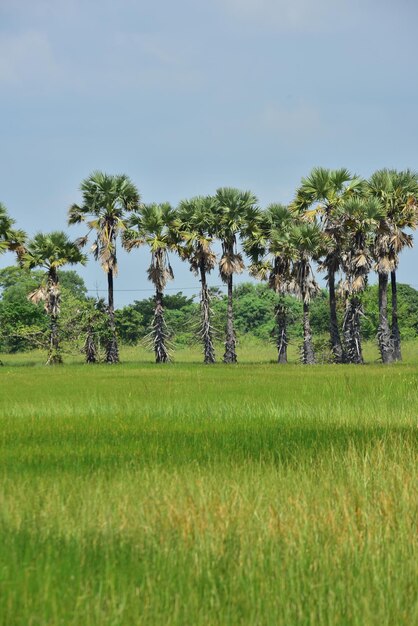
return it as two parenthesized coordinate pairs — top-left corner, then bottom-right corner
(1, 0), (417, 305)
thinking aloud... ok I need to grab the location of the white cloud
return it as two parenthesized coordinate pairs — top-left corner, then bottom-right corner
(0, 31), (58, 86)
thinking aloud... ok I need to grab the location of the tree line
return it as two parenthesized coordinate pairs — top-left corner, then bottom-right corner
(1, 167), (417, 365)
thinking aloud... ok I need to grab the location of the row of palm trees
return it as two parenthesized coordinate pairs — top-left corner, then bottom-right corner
(1, 167), (417, 365)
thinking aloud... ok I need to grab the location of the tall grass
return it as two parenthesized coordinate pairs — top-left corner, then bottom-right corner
(0, 351), (417, 625)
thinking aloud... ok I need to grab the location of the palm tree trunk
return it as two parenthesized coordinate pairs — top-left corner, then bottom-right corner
(84, 326), (97, 364)
(153, 289), (169, 363)
(46, 272), (62, 365)
(378, 272), (394, 364)
(200, 264), (215, 364)
(47, 313), (62, 365)
(276, 299), (287, 364)
(106, 269), (119, 364)
(302, 301), (315, 364)
(223, 274), (237, 363)
(329, 270), (345, 363)
(391, 270), (402, 361)
(343, 297), (363, 364)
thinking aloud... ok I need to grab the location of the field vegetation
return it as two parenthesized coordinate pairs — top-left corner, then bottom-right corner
(0, 351), (417, 625)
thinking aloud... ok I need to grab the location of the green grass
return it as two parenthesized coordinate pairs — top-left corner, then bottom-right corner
(0, 344), (417, 625)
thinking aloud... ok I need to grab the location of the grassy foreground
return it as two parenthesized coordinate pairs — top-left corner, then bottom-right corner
(0, 351), (417, 625)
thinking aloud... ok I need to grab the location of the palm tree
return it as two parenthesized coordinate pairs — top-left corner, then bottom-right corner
(245, 203), (295, 364)
(367, 170), (418, 362)
(0, 202), (26, 257)
(123, 203), (178, 363)
(369, 169), (418, 361)
(0, 204), (26, 364)
(68, 171), (140, 363)
(337, 197), (384, 363)
(290, 222), (323, 364)
(293, 168), (363, 363)
(213, 187), (258, 363)
(177, 196), (217, 363)
(21, 232), (86, 364)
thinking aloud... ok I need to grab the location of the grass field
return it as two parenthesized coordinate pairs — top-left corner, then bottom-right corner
(0, 343), (417, 625)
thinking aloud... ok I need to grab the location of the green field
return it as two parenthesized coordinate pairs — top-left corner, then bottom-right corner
(0, 345), (417, 625)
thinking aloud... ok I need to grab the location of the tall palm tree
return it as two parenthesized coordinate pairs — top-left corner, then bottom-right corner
(337, 197), (384, 364)
(213, 187), (258, 363)
(290, 222), (323, 364)
(123, 203), (178, 363)
(293, 168), (363, 363)
(368, 169), (418, 361)
(245, 203), (295, 364)
(21, 232), (86, 364)
(177, 196), (217, 363)
(68, 171), (140, 363)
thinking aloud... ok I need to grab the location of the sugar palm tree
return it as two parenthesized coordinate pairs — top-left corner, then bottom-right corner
(213, 187), (258, 363)
(245, 203), (295, 363)
(290, 222), (323, 364)
(293, 168), (363, 363)
(177, 196), (217, 363)
(367, 169), (418, 361)
(68, 171), (140, 363)
(123, 203), (178, 363)
(0, 204), (26, 364)
(367, 170), (418, 362)
(0, 202), (26, 257)
(337, 197), (384, 363)
(21, 231), (86, 364)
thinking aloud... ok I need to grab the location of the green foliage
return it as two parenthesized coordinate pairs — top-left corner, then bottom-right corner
(115, 293), (198, 345)
(0, 267), (93, 353)
(115, 308), (144, 345)
(58, 270), (88, 299)
(360, 283), (418, 340)
(0, 267), (48, 352)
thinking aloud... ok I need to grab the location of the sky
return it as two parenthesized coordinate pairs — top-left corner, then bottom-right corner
(1, 0), (418, 306)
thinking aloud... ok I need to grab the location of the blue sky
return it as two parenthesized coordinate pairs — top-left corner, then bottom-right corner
(1, 0), (417, 305)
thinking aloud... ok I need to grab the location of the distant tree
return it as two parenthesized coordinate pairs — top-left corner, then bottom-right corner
(0, 268), (47, 352)
(58, 270), (88, 300)
(68, 171), (140, 363)
(21, 232), (86, 364)
(115, 306), (145, 345)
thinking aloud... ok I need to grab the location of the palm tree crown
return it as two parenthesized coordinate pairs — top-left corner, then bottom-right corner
(0, 202), (26, 257)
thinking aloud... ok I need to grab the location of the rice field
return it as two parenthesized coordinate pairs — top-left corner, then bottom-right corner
(0, 344), (417, 625)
